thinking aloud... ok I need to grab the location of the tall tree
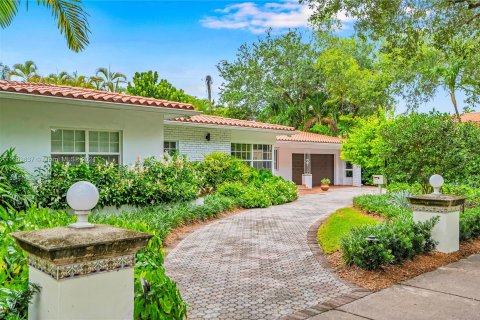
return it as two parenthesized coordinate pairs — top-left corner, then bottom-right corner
(127, 70), (214, 111)
(217, 30), (325, 127)
(304, 0), (480, 55)
(95, 67), (127, 93)
(313, 37), (395, 125)
(0, 0), (90, 52)
(8, 60), (39, 81)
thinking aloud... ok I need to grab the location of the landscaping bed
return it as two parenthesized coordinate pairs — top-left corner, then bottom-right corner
(317, 184), (480, 291)
(0, 149), (298, 319)
(326, 238), (480, 291)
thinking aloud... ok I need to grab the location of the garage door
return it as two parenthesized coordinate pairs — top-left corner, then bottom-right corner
(292, 154), (334, 186)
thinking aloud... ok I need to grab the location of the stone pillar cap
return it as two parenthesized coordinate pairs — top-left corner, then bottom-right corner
(407, 194), (465, 207)
(10, 224), (152, 266)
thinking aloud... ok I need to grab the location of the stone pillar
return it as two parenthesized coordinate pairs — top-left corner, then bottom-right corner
(302, 173), (312, 189)
(11, 224), (152, 320)
(352, 165), (362, 187)
(408, 194), (465, 253)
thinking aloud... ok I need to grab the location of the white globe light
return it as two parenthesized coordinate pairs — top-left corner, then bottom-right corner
(429, 174), (444, 188)
(66, 181), (99, 211)
(429, 174), (444, 195)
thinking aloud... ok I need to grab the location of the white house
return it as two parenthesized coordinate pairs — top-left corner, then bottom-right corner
(0, 81), (360, 186)
(275, 131), (361, 187)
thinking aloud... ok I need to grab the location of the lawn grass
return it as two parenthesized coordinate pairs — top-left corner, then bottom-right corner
(317, 207), (380, 254)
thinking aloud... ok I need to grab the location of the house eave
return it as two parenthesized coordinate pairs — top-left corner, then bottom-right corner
(165, 120), (296, 135)
(0, 91), (200, 118)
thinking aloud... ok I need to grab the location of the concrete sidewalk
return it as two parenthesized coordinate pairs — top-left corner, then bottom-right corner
(310, 254), (480, 320)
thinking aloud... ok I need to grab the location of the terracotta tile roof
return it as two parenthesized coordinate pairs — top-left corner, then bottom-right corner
(460, 112), (480, 124)
(0, 80), (194, 110)
(168, 115), (295, 131)
(277, 131), (341, 144)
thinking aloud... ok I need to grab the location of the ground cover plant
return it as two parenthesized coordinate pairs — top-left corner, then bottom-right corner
(317, 208), (379, 254)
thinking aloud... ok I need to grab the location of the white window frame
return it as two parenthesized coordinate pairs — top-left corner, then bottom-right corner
(274, 148), (279, 171)
(50, 127), (122, 164)
(345, 161), (353, 178)
(164, 140), (179, 155)
(231, 143), (273, 171)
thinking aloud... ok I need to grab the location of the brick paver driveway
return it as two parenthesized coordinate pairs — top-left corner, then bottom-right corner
(164, 187), (373, 319)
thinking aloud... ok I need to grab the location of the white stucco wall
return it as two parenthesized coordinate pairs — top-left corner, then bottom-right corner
(274, 142), (357, 186)
(0, 97), (165, 172)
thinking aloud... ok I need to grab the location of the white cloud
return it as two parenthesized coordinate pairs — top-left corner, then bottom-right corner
(200, 1), (315, 34)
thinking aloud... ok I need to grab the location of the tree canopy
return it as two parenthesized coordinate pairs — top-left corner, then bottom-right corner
(217, 30), (396, 130)
(304, 0), (480, 55)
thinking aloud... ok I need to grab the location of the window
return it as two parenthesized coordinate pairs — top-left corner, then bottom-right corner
(164, 141), (178, 155)
(345, 161), (353, 178)
(274, 148), (279, 170)
(231, 143), (251, 164)
(231, 143), (273, 171)
(252, 144), (272, 170)
(51, 128), (121, 164)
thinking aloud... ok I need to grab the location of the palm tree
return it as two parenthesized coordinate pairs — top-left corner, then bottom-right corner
(9, 60), (39, 82)
(43, 71), (71, 84)
(0, 0), (90, 52)
(68, 71), (91, 88)
(0, 63), (10, 80)
(89, 76), (103, 90)
(95, 67), (127, 93)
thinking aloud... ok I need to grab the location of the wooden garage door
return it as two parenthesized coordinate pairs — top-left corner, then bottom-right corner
(292, 154), (334, 186)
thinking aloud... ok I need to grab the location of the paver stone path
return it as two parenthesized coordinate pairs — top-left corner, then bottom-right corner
(164, 187), (373, 319)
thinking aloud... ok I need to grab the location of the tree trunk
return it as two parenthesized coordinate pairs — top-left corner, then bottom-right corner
(449, 89), (461, 122)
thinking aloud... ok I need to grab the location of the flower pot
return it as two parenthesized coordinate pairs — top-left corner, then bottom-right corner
(320, 184), (330, 191)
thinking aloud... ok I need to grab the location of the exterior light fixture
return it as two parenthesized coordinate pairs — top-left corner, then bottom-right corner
(66, 181), (99, 229)
(365, 235), (379, 243)
(429, 174), (444, 195)
(205, 133), (211, 141)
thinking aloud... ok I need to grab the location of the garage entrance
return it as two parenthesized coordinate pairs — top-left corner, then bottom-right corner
(292, 154), (334, 186)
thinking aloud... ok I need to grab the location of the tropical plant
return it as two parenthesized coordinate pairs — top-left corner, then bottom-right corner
(95, 67), (127, 93)
(0, 148), (33, 211)
(8, 60), (39, 82)
(0, 0), (90, 52)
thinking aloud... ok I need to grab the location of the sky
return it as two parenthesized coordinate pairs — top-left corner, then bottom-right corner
(0, 0), (475, 114)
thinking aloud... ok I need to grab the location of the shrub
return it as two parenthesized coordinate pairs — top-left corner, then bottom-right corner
(386, 182), (421, 195)
(341, 216), (438, 270)
(0, 148), (34, 211)
(460, 208), (480, 241)
(128, 155), (201, 206)
(197, 152), (252, 189)
(35, 154), (201, 209)
(353, 194), (409, 219)
(442, 184), (480, 208)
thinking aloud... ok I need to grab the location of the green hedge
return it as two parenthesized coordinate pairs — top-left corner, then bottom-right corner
(35, 154), (202, 209)
(341, 216), (438, 270)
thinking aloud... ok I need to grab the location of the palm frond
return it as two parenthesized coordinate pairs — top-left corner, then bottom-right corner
(38, 0), (90, 52)
(0, 0), (18, 28)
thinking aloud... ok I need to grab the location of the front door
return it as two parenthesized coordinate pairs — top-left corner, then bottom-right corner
(292, 154), (334, 186)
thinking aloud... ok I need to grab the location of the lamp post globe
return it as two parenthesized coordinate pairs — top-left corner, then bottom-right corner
(429, 174), (444, 195)
(67, 181), (99, 228)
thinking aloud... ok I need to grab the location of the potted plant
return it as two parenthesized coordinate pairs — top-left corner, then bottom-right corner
(320, 178), (331, 191)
